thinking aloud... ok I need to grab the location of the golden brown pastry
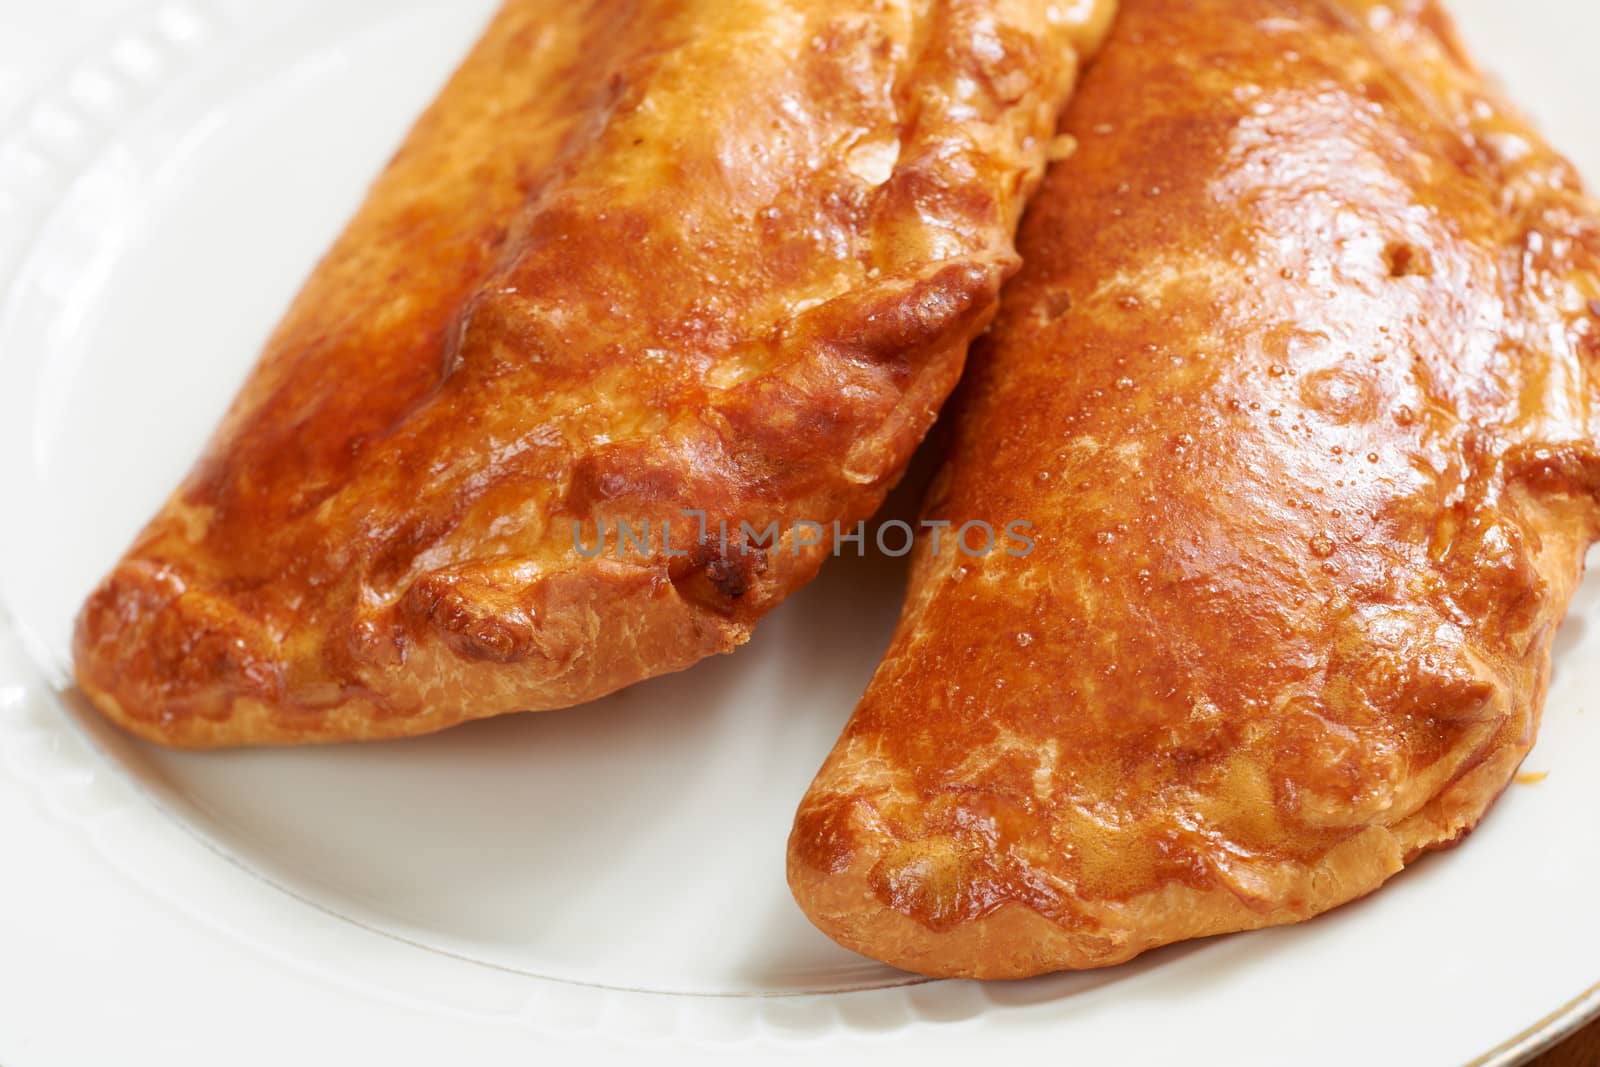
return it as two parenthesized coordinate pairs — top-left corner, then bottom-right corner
(789, 0), (1600, 978)
(73, 0), (1115, 747)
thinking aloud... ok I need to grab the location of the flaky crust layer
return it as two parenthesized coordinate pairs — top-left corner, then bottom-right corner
(73, 0), (1115, 747)
(790, 0), (1600, 978)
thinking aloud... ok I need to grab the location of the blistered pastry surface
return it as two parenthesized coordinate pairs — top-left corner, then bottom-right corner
(790, 0), (1600, 978)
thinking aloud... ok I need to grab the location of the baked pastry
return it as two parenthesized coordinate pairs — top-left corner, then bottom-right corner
(73, 0), (1115, 746)
(789, 0), (1600, 978)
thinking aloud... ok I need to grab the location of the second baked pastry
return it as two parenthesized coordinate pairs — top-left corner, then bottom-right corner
(790, 0), (1600, 978)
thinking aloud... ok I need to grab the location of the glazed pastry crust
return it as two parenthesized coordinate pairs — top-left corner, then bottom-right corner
(789, 0), (1600, 978)
(73, 0), (1115, 747)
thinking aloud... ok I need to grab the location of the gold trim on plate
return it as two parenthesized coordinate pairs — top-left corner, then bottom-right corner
(1466, 981), (1600, 1067)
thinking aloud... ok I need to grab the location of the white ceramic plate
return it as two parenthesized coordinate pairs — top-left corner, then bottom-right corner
(1, 1), (1596, 1064)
